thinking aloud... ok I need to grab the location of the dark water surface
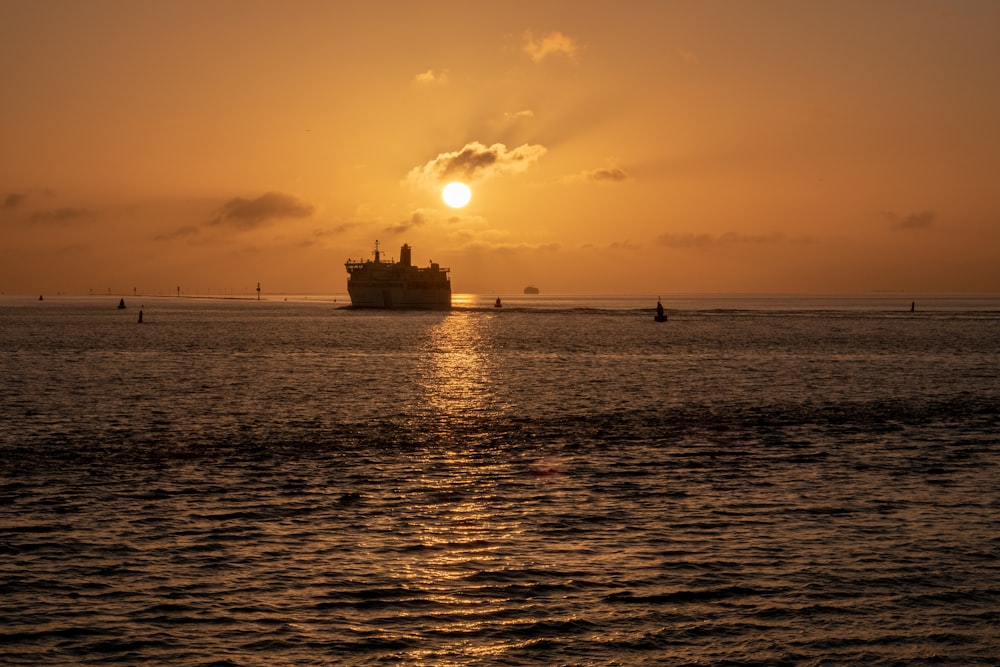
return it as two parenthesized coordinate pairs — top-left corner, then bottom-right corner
(2, 294), (998, 665)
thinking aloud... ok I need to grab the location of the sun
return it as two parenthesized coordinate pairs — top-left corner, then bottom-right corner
(442, 181), (471, 208)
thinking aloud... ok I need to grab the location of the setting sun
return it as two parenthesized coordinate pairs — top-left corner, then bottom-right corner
(442, 181), (471, 208)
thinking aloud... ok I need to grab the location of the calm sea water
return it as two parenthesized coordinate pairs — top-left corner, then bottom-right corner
(2, 294), (998, 666)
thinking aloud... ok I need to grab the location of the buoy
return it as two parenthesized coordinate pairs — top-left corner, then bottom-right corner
(138, 309), (143, 323)
(654, 297), (667, 322)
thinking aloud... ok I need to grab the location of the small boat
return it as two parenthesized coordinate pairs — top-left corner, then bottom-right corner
(118, 298), (126, 309)
(654, 298), (667, 322)
(494, 297), (502, 308)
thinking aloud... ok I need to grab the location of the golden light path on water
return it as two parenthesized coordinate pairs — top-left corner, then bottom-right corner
(403, 312), (529, 661)
(393, 311), (607, 663)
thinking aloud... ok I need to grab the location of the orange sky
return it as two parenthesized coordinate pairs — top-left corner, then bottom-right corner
(2, 0), (998, 295)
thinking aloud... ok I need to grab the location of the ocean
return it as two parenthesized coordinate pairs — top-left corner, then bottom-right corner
(1, 293), (998, 666)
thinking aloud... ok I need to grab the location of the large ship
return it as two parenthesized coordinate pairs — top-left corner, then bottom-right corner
(344, 241), (451, 308)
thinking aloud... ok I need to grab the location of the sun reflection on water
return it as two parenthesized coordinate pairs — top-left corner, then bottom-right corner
(387, 313), (544, 660)
(411, 311), (509, 434)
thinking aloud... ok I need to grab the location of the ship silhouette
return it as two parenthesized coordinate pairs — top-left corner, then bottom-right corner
(344, 241), (451, 309)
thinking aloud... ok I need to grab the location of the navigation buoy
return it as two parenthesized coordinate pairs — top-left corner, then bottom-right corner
(654, 297), (667, 322)
(138, 309), (143, 323)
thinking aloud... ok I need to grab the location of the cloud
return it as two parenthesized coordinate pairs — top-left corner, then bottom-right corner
(154, 225), (201, 242)
(385, 210), (430, 235)
(3, 188), (58, 212)
(414, 68), (448, 85)
(209, 192), (314, 230)
(883, 209), (934, 231)
(316, 221), (360, 236)
(4, 193), (25, 208)
(504, 110), (534, 122)
(579, 163), (629, 183)
(523, 31), (580, 63)
(656, 231), (788, 249)
(26, 207), (94, 225)
(460, 240), (561, 254)
(406, 141), (547, 188)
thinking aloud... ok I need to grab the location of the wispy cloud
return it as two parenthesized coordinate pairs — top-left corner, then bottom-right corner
(414, 68), (448, 85)
(523, 30), (580, 63)
(406, 141), (547, 188)
(208, 192), (314, 230)
(154, 225), (200, 242)
(504, 109), (534, 122)
(316, 221), (361, 236)
(656, 231), (788, 249)
(460, 240), (562, 254)
(27, 207), (95, 225)
(385, 210), (430, 235)
(883, 209), (934, 231)
(2, 189), (91, 224)
(575, 162), (629, 183)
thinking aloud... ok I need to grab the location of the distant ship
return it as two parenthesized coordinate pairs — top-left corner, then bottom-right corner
(344, 241), (451, 308)
(523, 285), (539, 295)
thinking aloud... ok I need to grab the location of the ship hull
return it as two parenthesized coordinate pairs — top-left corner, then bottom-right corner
(346, 283), (451, 309)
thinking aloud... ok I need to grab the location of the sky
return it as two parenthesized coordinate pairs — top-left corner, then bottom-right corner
(2, 0), (999, 296)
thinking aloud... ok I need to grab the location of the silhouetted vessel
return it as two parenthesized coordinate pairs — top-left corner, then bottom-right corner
(654, 298), (667, 322)
(523, 285), (539, 295)
(118, 298), (126, 309)
(345, 241), (451, 309)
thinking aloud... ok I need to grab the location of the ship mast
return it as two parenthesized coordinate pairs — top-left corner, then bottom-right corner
(373, 240), (380, 263)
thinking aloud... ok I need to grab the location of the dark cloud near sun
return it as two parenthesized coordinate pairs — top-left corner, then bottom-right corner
(406, 141), (547, 188)
(385, 210), (429, 235)
(209, 192), (314, 230)
(883, 209), (934, 231)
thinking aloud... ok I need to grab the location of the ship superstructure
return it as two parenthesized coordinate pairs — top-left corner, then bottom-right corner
(344, 241), (451, 308)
